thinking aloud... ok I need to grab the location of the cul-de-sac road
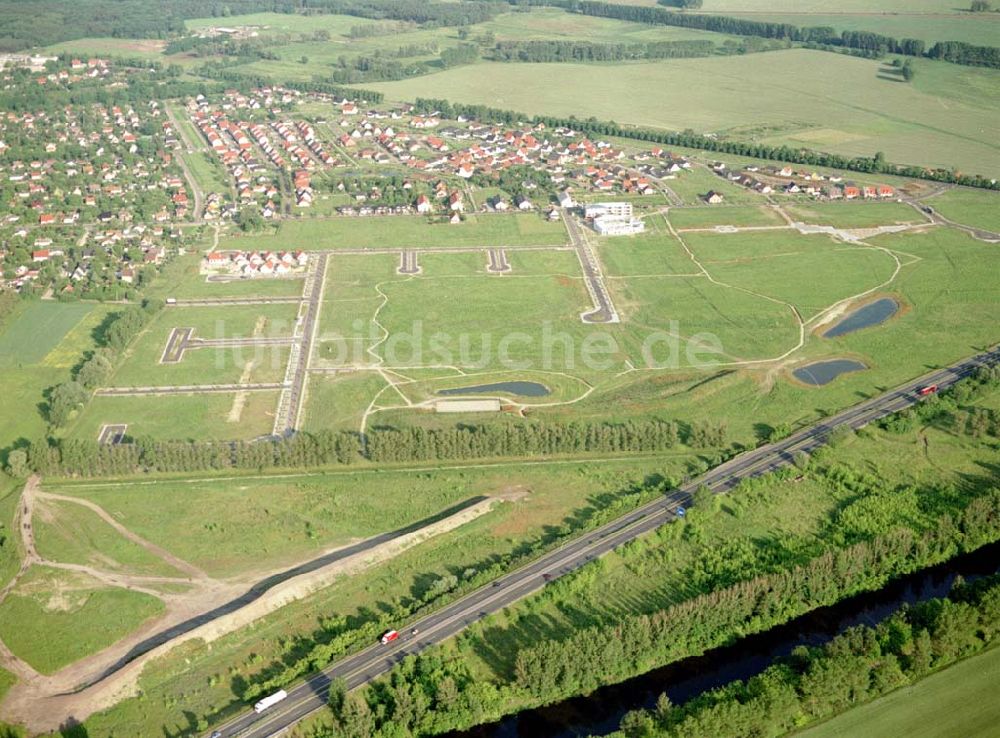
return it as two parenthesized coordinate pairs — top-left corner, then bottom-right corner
(211, 344), (1000, 738)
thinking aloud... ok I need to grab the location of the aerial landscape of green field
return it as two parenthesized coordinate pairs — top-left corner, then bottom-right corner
(0, 0), (998, 736)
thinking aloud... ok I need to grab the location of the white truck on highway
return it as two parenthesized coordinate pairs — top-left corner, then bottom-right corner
(254, 689), (288, 713)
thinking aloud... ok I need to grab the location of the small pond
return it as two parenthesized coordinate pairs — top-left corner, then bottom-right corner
(824, 298), (899, 338)
(793, 359), (867, 386)
(437, 381), (551, 398)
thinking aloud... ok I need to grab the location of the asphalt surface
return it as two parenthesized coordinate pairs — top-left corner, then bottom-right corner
(209, 345), (1000, 738)
(562, 209), (618, 324)
(273, 252), (328, 435)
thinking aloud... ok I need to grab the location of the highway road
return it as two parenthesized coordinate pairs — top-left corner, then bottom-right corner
(210, 345), (1000, 738)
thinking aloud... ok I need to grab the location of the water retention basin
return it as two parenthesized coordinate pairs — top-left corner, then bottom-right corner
(437, 381), (551, 398)
(793, 359), (867, 386)
(824, 298), (899, 338)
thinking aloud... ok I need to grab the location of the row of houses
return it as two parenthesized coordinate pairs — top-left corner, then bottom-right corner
(714, 163), (896, 200)
(203, 249), (308, 277)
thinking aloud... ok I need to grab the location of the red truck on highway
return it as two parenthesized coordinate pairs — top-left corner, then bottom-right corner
(918, 385), (938, 396)
(380, 630), (399, 645)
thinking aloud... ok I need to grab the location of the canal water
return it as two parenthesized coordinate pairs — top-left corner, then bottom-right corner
(438, 381), (551, 398)
(824, 298), (899, 338)
(446, 540), (1000, 738)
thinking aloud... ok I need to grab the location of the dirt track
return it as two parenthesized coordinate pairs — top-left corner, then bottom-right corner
(0, 480), (506, 734)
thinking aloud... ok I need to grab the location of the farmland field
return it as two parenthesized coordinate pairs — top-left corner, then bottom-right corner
(0, 301), (117, 452)
(798, 646), (1000, 738)
(367, 50), (1000, 177)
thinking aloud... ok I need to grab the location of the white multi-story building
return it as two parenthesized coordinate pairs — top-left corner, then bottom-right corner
(584, 201), (633, 219)
(594, 215), (645, 236)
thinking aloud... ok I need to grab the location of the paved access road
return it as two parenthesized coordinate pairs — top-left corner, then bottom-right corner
(209, 345), (1000, 738)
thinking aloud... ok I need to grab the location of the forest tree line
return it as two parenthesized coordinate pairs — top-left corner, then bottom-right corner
(490, 39), (721, 62)
(19, 417), (701, 477)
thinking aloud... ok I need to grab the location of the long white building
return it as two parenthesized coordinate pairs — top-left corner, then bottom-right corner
(594, 215), (645, 236)
(585, 201), (633, 219)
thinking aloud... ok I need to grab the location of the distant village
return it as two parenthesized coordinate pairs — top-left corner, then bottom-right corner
(0, 58), (916, 300)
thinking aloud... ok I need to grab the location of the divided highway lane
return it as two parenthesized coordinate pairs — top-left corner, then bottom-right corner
(212, 345), (1000, 738)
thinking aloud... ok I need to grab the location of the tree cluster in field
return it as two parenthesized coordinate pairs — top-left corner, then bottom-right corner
(469, 163), (553, 200)
(490, 39), (721, 63)
(309, 484), (1000, 738)
(193, 65), (385, 103)
(657, 0), (703, 9)
(332, 175), (428, 207)
(0, 59), (211, 115)
(412, 98), (1000, 190)
(164, 34), (285, 61)
(365, 419), (686, 462)
(926, 40), (1000, 67)
(612, 571), (1000, 738)
(348, 21), (419, 39)
(329, 55), (432, 84)
(40, 300), (163, 430)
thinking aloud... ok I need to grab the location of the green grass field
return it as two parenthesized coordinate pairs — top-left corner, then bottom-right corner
(218, 214), (567, 251)
(0, 301), (96, 366)
(33, 498), (183, 578)
(67, 390), (279, 442)
(797, 646), (1000, 738)
(924, 187), (1000, 233)
(0, 566), (164, 674)
(700, 0), (966, 12)
(0, 478), (22, 592)
(782, 201), (923, 228)
(668, 204), (784, 229)
(0, 301), (117, 453)
(52, 454), (699, 737)
(106, 307), (295, 388)
(367, 50), (1000, 177)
